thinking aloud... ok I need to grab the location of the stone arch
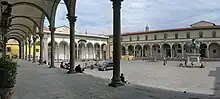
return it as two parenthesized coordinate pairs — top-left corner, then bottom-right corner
(94, 43), (101, 59)
(9, 16), (40, 29)
(87, 43), (93, 60)
(152, 44), (160, 58)
(172, 43), (182, 58)
(101, 44), (107, 60)
(135, 45), (142, 57)
(7, 28), (28, 37)
(121, 46), (126, 56)
(6, 32), (25, 40)
(162, 44), (171, 57)
(12, 2), (51, 22)
(59, 41), (68, 62)
(6, 38), (21, 59)
(143, 44), (150, 58)
(128, 45), (134, 56)
(209, 43), (220, 58)
(9, 24), (33, 35)
(200, 43), (207, 58)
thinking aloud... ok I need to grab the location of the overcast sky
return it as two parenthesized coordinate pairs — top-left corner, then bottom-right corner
(44, 0), (220, 35)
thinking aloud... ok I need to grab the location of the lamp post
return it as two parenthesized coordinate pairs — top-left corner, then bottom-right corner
(109, 0), (124, 87)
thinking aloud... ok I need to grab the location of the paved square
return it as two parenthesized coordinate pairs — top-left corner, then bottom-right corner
(84, 60), (220, 96)
(13, 60), (220, 99)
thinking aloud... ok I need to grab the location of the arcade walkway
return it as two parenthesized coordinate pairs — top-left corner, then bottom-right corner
(13, 60), (215, 99)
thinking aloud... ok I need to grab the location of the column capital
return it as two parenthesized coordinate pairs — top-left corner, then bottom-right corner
(110, 0), (124, 2)
(66, 15), (77, 22)
(49, 27), (56, 32)
(32, 37), (37, 41)
(28, 39), (31, 43)
(39, 33), (44, 38)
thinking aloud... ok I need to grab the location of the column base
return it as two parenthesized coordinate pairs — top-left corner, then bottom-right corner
(109, 81), (124, 87)
(49, 65), (56, 68)
(67, 70), (76, 74)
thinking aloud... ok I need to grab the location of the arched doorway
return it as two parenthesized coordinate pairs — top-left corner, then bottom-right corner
(200, 43), (207, 58)
(135, 45), (142, 57)
(101, 44), (107, 60)
(209, 43), (220, 58)
(162, 44), (171, 57)
(143, 44), (150, 58)
(78, 43), (86, 60)
(128, 45), (134, 56)
(172, 43), (182, 58)
(59, 41), (68, 62)
(6, 39), (20, 59)
(94, 43), (100, 59)
(152, 44), (160, 58)
(121, 46), (126, 56)
(87, 43), (93, 60)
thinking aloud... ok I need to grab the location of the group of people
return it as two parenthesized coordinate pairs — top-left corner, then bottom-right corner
(60, 62), (84, 73)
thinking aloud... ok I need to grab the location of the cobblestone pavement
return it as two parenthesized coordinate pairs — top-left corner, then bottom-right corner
(84, 60), (220, 97)
(13, 60), (219, 99)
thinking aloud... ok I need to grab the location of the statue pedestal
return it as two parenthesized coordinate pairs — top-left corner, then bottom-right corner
(186, 53), (201, 67)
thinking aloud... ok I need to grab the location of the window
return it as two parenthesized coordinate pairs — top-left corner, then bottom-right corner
(186, 32), (190, 38)
(7, 47), (11, 52)
(129, 37), (132, 41)
(164, 33), (167, 39)
(175, 33), (178, 39)
(154, 35), (157, 40)
(36, 49), (39, 52)
(145, 35), (148, 40)
(199, 32), (203, 38)
(213, 50), (216, 53)
(137, 36), (139, 41)
(212, 31), (216, 38)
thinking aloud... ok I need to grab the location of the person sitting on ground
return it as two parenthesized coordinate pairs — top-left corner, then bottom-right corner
(60, 62), (65, 69)
(75, 64), (83, 73)
(179, 61), (183, 67)
(200, 62), (204, 68)
(120, 73), (127, 84)
(43, 60), (47, 64)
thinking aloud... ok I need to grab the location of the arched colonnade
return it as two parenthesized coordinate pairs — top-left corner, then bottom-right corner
(121, 42), (220, 59)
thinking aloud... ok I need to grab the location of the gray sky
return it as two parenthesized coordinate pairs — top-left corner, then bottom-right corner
(44, 0), (220, 35)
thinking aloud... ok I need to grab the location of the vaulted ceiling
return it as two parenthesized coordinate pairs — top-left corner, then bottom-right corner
(3, 0), (65, 41)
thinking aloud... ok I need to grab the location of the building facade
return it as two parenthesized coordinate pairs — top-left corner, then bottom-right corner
(108, 21), (220, 60)
(6, 21), (220, 61)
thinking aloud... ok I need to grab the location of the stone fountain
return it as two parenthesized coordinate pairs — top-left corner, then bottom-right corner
(184, 38), (201, 67)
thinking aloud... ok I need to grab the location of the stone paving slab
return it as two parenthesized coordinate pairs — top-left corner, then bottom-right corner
(12, 60), (219, 99)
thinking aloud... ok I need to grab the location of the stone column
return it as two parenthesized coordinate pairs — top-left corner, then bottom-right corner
(21, 42), (25, 60)
(28, 39), (31, 61)
(160, 44), (163, 58)
(150, 44), (153, 58)
(32, 36), (37, 63)
(25, 41), (28, 60)
(170, 44), (173, 58)
(181, 44), (184, 58)
(100, 47), (102, 60)
(49, 27), (56, 68)
(43, 39), (48, 64)
(109, 0), (124, 87)
(207, 46), (209, 58)
(57, 45), (59, 63)
(39, 34), (44, 65)
(141, 45), (144, 57)
(125, 46), (128, 55)
(67, 15), (77, 74)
